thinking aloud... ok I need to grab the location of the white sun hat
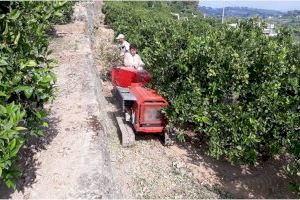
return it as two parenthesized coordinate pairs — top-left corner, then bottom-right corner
(116, 34), (125, 40)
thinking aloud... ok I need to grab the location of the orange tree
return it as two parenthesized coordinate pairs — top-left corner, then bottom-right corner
(0, 1), (73, 189)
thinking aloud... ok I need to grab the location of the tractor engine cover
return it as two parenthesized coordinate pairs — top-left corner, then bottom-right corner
(129, 84), (168, 133)
(111, 66), (151, 88)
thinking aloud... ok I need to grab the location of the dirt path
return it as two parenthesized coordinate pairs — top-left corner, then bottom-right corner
(0, 2), (121, 199)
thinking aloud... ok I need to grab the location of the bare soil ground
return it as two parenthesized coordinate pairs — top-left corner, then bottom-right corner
(0, 1), (297, 199)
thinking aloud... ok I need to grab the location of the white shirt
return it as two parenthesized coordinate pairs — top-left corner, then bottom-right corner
(124, 52), (145, 70)
(118, 41), (130, 56)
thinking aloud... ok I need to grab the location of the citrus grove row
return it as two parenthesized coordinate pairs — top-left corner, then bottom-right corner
(0, 1), (73, 189)
(103, 2), (300, 193)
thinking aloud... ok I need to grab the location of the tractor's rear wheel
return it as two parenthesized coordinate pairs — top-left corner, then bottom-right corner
(116, 116), (135, 147)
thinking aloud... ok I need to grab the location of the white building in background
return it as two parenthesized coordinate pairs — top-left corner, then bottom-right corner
(228, 23), (238, 28)
(226, 22), (278, 37)
(171, 12), (180, 20)
(267, 23), (275, 29)
(263, 23), (278, 37)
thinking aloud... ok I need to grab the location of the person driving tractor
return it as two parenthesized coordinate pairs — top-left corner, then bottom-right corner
(124, 44), (145, 70)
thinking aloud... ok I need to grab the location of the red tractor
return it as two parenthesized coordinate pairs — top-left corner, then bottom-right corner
(112, 66), (174, 147)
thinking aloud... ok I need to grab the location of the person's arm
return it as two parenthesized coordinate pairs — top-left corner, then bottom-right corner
(119, 44), (125, 56)
(124, 41), (130, 52)
(124, 52), (133, 67)
(136, 54), (145, 67)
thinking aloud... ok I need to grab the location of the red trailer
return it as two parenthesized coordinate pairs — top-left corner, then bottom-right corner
(112, 66), (174, 147)
(111, 66), (151, 87)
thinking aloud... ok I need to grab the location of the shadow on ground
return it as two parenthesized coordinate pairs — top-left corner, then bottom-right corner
(175, 135), (299, 199)
(0, 116), (60, 198)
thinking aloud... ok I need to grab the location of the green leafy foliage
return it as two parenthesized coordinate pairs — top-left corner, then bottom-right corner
(0, 103), (25, 189)
(104, 2), (300, 193)
(0, 1), (73, 189)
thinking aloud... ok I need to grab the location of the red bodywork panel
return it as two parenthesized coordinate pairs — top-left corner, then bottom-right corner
(111, 66), (151, 88)
(129, 84), (168, 133)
